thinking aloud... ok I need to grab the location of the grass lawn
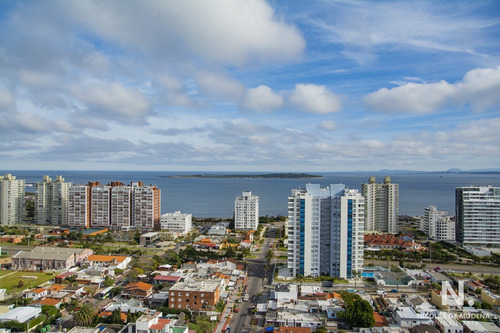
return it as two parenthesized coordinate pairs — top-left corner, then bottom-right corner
(0, 270), (57, 294)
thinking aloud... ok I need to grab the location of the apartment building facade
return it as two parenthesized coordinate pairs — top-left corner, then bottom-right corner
(168, 280), (222, 311)
(67, 181), (161, 231)
(456, 186), (500, 247)
(0, 174), (25, 225)
(234, 191), (259, 231)
(35, 175), (73, 225)
(160, 211), (192, 234)
(362, 176), (399, 233)
(287, 184), (364, 279)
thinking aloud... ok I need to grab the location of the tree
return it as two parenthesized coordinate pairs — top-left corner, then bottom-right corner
(266, 249), (274, 264)
(338, 291), (375, 328)
(73, 303), (96, 326)
(104, 276), (115, 287)
(352, 270), (361, 290)
(196, 315), (212, 333)
(108, 308), (123, 324)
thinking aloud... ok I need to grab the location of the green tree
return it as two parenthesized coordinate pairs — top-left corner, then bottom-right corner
(338, 291), (374, 328)
(352, 270), (361, 290)
(73, 303), (96, 326)
(266, 249), (274, 264)
(109, 308), (123, 324)
(196, 316), (212, 333)
(104, 276), (115, 287)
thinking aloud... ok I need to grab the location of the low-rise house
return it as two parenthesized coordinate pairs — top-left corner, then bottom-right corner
(23, 288), (48, 300)
(122, 282), (153, 300)
(0, 306), (41, 323)
(46, 284), (66, 294)
(62, 285), (85, 298)
(434, 314), (463, 333)
(461, 320), (500, 333)
(30, 297), (63, 308)
(412, 324), (440, 333)
(153, 275), (182, 285)
(431, 289), (462, 310)
(273, 327), (311, 333)
(105, 298), (148, 314)
(406, 295), (438, 318)
(87, 255), (131, 270)
(266, 310), (323, 330)
(121, 310), (188, 333)
(481, 289), (500, 312)
(394, 307), (433, 328)
(54, 271), (77, 284)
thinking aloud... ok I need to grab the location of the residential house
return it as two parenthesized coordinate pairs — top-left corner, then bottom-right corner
(395, 307), (433, 328)
(434, 315), (463, 333)
(87, 255), (131, 270)
(123, 282), (153, 300)
(23, 288), (48, 300)
(461, 320), (500, 333)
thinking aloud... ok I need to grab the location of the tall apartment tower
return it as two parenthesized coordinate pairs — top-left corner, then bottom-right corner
(111, 184), (132, 230)
(456, 186), (500, 247)
(422, 205), (449, 240)
(0, 174), (25, 225)
(234, 191), (259, 231)
(91, 185), (112, 228)
(68, 185), (91, 228)
(35, 175), (73, 225)
(131, 182), (161, 232)
(287, 184), (364, 279)
(362, 176), (399, 233)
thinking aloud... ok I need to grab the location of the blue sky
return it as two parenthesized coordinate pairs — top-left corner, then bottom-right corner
(1, 0), (499, 172)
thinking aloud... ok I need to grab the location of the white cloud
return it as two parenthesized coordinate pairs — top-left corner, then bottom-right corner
(363, 81), (455, 114)
(312, 1), (495, 59)
(456, 66), (500, 112)
(60, 0), (305, 66)
(241, 85), (283, 113)
(289, 84), (342, 114)
(364, 66), (500, 113)
(72, 83), (150, 120)
(317, 120), (338, 131)
(196, 71), (246, 101)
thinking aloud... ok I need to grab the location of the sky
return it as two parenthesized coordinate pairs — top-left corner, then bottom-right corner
(1, 0), (500, 172)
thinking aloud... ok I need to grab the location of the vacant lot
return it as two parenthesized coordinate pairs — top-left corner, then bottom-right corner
(0, 270), (56, 294)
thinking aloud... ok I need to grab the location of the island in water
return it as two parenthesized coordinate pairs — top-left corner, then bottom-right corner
(163, 173), (322, 179)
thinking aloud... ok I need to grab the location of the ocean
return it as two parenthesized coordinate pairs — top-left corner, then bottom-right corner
(4, 170), (500, 218)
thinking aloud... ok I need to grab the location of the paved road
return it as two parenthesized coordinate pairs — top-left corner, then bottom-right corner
(228, 226), (278, 332)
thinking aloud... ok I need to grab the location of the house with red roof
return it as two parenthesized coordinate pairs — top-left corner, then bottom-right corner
(23, 288), (48, 300)
(122, 282), (153, 300)
(153, 275), (182, 285)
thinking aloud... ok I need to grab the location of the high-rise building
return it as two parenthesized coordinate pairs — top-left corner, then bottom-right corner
(362, 176), (399, 233)
(110, 184), (132, 230)
(436, 217), (455, 241)
(35, 175), (72, 225)
(91, 185), (112, 228)
(422, 205), (448, 240)
(161, 211), (192, 234)
(68, 181), (161, 231)
(287, 184), (364, 279)
(131, 182), (161, 232)
(0, 174), (25, 225)
(234, 191), (259, 231)
(68, 185), (91, 228)
(456, 186), (500, 247)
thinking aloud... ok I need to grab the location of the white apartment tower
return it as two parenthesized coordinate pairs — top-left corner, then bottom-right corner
(287, 184), (364, 279)
(111, 184), (132, 230)
(35, 175), (72, 225)
(0, 174), (25, 225)
(161, 211), (192, 235)
(422, 205), (449, 240)
(91, 185), (112, 228)
(362, 176), (399, 233)
(456, 186), (500, 247)
(131, 182), (161, 232)
(234, 191), (259, 231)
(68, 185), (91, 228)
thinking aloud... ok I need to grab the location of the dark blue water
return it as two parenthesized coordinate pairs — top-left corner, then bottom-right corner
(3, 170), (499, 218)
